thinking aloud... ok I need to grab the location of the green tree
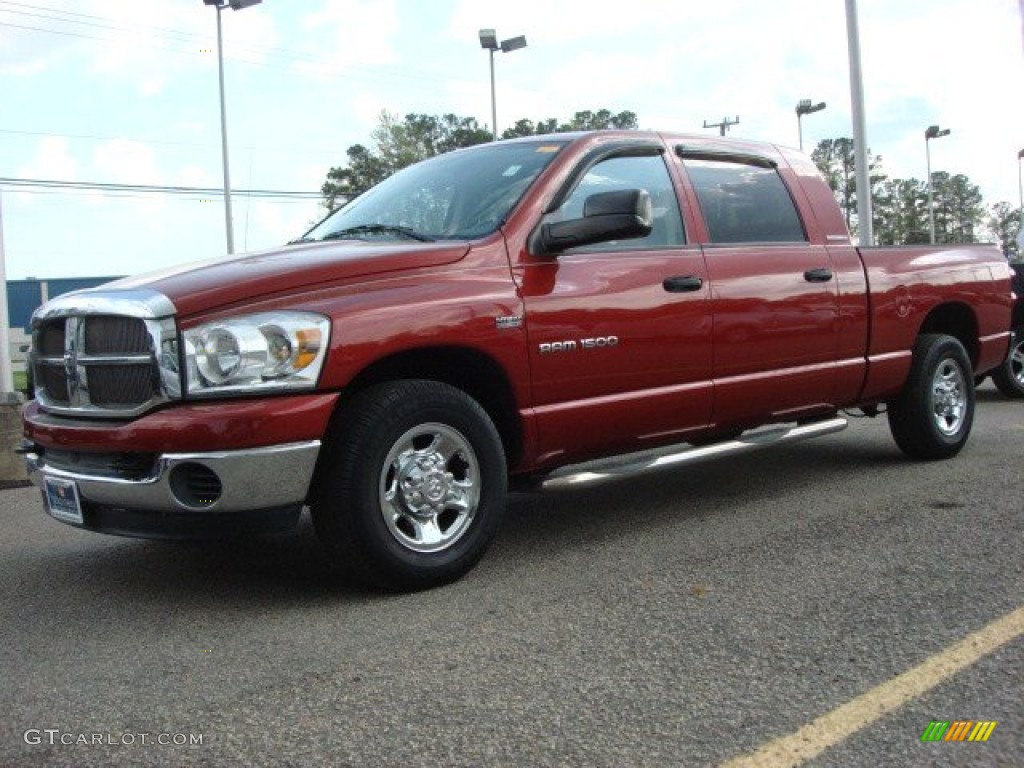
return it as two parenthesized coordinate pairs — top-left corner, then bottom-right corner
(501, 117), (561, 138)
(874, 178), (929, 245)
(987, 201), (1023, 260)
(322, 109), (639, 210)
(500, 109), (637, 138)
(321, 143), (391, 211)
(931, 172), (985, 244)
(322, 112), (491, 210)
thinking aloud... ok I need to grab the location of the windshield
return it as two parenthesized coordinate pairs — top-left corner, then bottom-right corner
(301, 140), (567, 243)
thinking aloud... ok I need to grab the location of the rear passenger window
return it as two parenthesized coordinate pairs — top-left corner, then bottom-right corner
(683, 158), (806, 243)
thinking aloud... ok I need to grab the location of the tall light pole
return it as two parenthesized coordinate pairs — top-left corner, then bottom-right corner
(795, 99), (826, 151)
(203, 0), (261, 255)
(845, 0), (873, 246)
(1016, 148), (1024, 255)
(925, 124), (951, 244)
(1018, 148), (1024, 211)
(0, 191), (15, 401)
(478, 29), (527, 141)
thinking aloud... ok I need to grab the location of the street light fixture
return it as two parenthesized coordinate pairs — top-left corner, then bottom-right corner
(925, 124), (951, 244)
(203, 0), (262, 255)
(795, 99), (826, 151)
(479, 29), (527, 141)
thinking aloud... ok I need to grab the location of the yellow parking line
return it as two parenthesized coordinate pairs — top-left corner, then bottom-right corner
(720, 605), (1024, 767)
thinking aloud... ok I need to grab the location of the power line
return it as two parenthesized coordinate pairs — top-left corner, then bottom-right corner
(0, 127), (347, 156)
(0, 176), (321, 199)
(0, 4), (199, 43)
(2, 187), (318, 204)
(0, 19), (263, 63)
(0, 4), (479, 92)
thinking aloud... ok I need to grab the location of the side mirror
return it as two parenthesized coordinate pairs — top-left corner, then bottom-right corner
(532, 188), (653, 256)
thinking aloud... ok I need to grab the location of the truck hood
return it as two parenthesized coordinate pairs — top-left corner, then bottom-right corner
(104, 240), (471, 318)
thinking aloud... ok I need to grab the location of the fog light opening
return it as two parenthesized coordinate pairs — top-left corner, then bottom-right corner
(169, 463), (223, 508)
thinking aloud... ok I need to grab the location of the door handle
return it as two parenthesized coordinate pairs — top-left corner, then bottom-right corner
(803, 268), (833, 283)
(663, 275), (703, 293)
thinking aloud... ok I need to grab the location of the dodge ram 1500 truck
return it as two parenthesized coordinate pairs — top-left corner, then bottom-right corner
(21, 131), (1015, 590)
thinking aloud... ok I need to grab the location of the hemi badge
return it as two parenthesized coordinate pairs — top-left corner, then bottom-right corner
(496, 315), (523, 330)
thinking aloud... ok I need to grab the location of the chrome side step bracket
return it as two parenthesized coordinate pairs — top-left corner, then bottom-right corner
(532, 416), (848, 492)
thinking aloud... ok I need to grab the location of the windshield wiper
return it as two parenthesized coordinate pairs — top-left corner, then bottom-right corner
(319, 224), (435, 243)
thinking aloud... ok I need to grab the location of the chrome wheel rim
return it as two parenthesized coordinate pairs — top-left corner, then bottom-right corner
(379, 423), (480, 553)
(1009, 337), (1024, 387)
(931, 357), (967, 436)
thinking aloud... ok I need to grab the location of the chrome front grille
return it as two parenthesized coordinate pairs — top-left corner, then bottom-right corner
(30, 289), (179, 419)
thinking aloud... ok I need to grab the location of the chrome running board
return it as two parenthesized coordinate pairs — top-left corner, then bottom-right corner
(530, 416), (848, 491)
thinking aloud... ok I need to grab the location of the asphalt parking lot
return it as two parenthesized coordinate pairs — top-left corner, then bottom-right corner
(1, 383), (1021, 767)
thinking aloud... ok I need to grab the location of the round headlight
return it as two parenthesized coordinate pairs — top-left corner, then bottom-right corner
(262, 326), (294, 376)
(196, 328), (241, 384)
(194, 325), (267, 385)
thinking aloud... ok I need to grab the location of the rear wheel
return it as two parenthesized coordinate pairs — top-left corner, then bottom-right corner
(991, 325), (1024, 398)
(312, 380), (507, 591)
(887, 334), (975, 460)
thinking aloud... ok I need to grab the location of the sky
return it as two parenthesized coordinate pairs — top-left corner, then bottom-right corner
(0, 0), (1022, 279)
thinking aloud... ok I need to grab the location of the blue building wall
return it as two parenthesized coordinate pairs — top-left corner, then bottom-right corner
(7, 277), (122, 331)
(7, 281), (42, 332)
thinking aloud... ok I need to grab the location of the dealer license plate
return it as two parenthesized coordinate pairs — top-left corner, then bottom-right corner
(43, 477), (84, 525)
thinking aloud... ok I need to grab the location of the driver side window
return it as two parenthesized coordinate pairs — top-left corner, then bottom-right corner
(552, 154), (685, 250)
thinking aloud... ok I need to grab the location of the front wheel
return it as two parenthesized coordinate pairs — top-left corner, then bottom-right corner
(312, 380), (507, 591)
(991, 325), (1024, 399)
(887, 334), (975, 460)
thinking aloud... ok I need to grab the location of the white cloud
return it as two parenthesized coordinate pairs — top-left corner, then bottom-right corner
(16, 137), (78, 181)
(446, 0), (727, 46)
(236, 199), (322, 252)
(92, 140), (161, 184)
(0, 17), (70, 76)
(176, 165), (217, 188)
(294, 0), (399, 79)
(91, 139), (167, 219)
(78, 0), (277, 95)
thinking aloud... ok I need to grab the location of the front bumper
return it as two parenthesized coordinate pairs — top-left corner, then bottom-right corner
(26, 441), (321, 539)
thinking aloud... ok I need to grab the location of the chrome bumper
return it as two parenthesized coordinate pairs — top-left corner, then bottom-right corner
(26, 441), (321, 514)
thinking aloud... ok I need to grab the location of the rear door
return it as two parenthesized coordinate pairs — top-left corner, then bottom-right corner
(676, 150), (840, 427)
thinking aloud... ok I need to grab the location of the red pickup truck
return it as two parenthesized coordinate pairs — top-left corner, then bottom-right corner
(21, 131), (1014, 590)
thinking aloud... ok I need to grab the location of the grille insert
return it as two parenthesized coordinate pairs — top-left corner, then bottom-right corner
(32, 313), (169, 416)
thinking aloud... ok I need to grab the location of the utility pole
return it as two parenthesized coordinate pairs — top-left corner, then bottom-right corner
(702, 117), (740, 137)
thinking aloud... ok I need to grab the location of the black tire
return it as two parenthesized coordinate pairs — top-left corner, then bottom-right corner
(312, 380), (507, 591)
(887, 334), (975, 460)
(991, 326), (1024, 399)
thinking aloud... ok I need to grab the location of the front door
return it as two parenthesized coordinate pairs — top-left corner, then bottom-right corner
(515, 150), (714, 466)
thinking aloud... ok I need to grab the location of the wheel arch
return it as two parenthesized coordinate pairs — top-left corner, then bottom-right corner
(333, 346), (523, 469)
(1011, 298), (1024, 332)
(917, 303), (979, 368)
